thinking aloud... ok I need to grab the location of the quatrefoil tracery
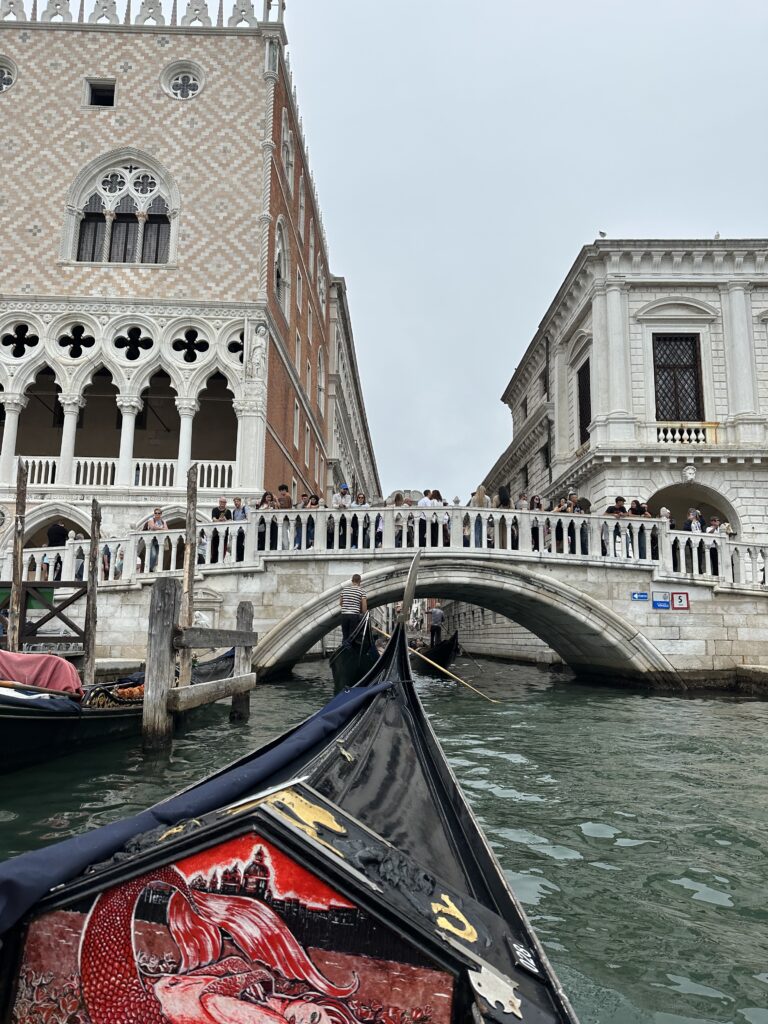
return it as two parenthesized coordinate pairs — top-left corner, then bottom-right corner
(172, 327), (209, 363)
(58, 323), (95, 359)
(227, 330), (244, 363)
(114, 326), (154, 361)
(1, 323), (39, 359)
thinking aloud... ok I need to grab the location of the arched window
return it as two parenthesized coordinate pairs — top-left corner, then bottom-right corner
(318, 261), (327, 317)
(76, 194), (106, 262)
(317, 348), (325, 414)
(309, 221), (315, 280)
(142, 196), (171, 264)
(298, 174), (306, 239)
(67, 154), (178, 265)
(280, 108), (294, 191)
(109, 194), (139, 263)
(274, 221), (290, 314)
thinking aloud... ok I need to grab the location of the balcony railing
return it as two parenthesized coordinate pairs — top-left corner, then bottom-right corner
(656, 422), (718, 444)
(15, 456), (236, 490)
(12, 509), (767, 592)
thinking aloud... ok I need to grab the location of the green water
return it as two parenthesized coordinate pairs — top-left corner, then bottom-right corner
(0, 657), (766, 1024)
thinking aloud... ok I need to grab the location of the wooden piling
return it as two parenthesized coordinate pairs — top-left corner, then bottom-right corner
(143, 576), (181, 751)
(230, 601), (254, 721)
(7, 461), (27, 653)
(177, 464), (198, 689)
(81, 498), (101, 686)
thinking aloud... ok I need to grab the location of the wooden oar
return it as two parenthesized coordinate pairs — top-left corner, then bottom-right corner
(372, 626), (501, 704)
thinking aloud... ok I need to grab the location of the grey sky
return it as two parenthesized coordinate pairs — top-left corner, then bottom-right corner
(288, 0), (767, 500)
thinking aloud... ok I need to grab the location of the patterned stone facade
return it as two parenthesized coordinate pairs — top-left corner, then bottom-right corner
(0, 6), (380, 545)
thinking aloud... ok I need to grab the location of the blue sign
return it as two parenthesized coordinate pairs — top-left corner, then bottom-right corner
(652, 591), (671, 610)
(631, 592), (649, 601)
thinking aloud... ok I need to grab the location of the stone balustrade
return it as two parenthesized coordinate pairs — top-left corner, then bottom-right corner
(655, 422), (718, 445)
(15, 456), (236, 492)
(15, 509), (768, 592)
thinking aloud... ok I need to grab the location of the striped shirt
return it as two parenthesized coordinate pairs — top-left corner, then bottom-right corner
(340, 584), (365, 615)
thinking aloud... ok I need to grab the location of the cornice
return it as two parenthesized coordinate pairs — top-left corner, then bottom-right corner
(0, 20), (285, 39)
(0, 294), (264, 319)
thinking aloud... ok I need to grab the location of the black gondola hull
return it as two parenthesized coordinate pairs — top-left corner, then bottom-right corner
(328, 614), (379, 689)
(413, 631), (460, 673)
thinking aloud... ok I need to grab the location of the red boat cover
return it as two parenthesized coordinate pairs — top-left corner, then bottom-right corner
(0, 650), (82, 696)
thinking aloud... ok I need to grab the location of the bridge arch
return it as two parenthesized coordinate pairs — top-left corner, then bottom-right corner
(254, 559), (679, 685)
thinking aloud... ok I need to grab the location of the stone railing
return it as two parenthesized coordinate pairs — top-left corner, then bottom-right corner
(15, 509), (768, 592)
(14, 456), (236, 491)
(656, 422), (718, 444)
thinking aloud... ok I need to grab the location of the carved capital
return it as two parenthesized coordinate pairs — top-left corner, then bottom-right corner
(137, 211), (149, 223)
(1, 395), (27, 415)
(59, 393), (86, 415)
(116, 396), (144, 415)
(175, 398), (199, 417)
(104, 210), (116, 223)
(232, 398), (260, 416)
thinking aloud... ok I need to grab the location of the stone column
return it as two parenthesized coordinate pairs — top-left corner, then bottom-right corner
(589, 282), (610, 447)
(116, 397), (143, 487)
(57, 394), (85, 486)
(605, 280), (635, 442)
(723, 282), (763, 441)
(233, 394), (265, 490)
(135, 210), (148, 264)
(175, 399), (198, 482)
(102, 209), (116, 262)
(0, 396), (27, 485)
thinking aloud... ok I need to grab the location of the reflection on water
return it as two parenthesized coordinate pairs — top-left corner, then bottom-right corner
(1, 656), (767, 1024)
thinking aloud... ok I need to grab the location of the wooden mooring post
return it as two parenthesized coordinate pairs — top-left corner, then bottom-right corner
(81, 498), (101, 686)
(7, 461), (27, 653)
(142, 581), (258, 751)
(177, 464), (198, 690)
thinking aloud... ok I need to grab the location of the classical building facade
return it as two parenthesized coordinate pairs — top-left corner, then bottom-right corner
(0, 0), (379, 546)
(485, 239), (768, 533)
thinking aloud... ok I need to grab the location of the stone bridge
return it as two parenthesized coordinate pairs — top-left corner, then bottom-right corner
(13, 508), (768, 687)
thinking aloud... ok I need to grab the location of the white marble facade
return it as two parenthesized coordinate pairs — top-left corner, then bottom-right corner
(485, 240), (768, 535)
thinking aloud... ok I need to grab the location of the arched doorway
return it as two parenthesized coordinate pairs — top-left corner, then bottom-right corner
(647, 483), (740, 535)
(16, 366), (61, 457)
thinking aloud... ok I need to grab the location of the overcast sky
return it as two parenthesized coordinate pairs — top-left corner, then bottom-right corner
(286, 0), (767, 500)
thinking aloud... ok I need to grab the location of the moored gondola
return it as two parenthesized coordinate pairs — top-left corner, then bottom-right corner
(413, 630), (460, 674)
(0, 596), (578, 1022)
(328, 612), (379, 689)
(0, 649), (235, 774)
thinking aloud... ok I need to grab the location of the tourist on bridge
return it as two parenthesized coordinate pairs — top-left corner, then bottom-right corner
(232, 496), (247, 562)
(339, 573), (367, 643)
(144, 507), (167, 571)
(331, 483), (352, 549)
(683, 508), (706, 533)
(256, 491), (279, 551)
(604, 496), (628, 517)
(471, 485), (491, 547)
(210, 496), (232, 563)
(417, 489), (432, 546)
(430, 604), (445, 647)
(350, 491), (370, 549)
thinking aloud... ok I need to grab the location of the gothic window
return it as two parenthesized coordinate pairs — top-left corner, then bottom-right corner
(109, 195), (139, 263)
(161, 61), (206, 100)
(77, 194), (107, 262)
(227, 329), (245, 363)
(577, 358), (591, 445)
(69, 156), (176, 264)
(318, 262), (327, 317)
(653, 334), (703, 421)
(0, 57), (17, 93)
(308, 221), (315, 280)
(317, 348), (325, 412)
(274, 222), (289, 314)
(298, 174), (306, 239)
(142, 196), (171, 264)
(280, 109), (294, 190)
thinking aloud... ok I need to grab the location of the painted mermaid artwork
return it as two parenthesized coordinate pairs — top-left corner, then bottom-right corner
(10, 836), (449, 1024)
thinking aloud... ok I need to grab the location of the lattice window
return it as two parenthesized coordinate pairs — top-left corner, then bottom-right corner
(653, 334), (703, 421)
(577, 359), (591, 445)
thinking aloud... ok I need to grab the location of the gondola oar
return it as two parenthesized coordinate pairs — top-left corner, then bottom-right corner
(372, 625), (501, 704)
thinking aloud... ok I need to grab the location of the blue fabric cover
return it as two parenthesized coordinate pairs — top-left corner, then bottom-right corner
(0, 690), (81, 714)
(0, 680), (392, 936)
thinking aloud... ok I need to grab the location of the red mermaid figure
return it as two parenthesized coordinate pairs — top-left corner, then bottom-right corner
(79, 864), (361, 1024)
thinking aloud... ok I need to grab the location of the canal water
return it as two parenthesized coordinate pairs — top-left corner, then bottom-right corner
(0, 657), (766, 1024)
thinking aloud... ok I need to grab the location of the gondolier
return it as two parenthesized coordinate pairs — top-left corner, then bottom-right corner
(430, 603), (445, 646)
(339, 573), (367, 643)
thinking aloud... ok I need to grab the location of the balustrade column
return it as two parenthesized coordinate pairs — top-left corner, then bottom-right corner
(57, 394), (85, 486)
(175, 399), (198, 482)
(0, 396), (27, 485)
(116, 397), (143, 487)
